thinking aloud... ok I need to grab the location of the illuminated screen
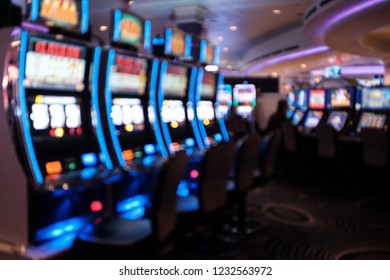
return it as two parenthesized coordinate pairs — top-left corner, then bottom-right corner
(109, 54), (148, 95)
(357, 112), (386, 132)
(216, 105), (229, 119)
(170, 29), (186, 57)
(330, 88), (351, 108)
(309, 90), (325, 109)
(111, 98), (144, 135)
(292, 110), (304, 126)
(162, 65), (188, 97)
(25, 37), (86, 91)
(115, 11), (143, 47)
(197, 101), (215, 126)
(296, 90), (307, 108)
(37, 0), (83, 32)
(327, 111), (348, 132)
(200, 72), (216, 99)
(304, 110), (323, 129)
(29, 95), (83, 138)
(161, 100), (186, 128)
(216, 84), (232, 106)
(233, 84), (256, 106)
(287, 92), (295, 107)
(361, 88), (390, 109)
(206, 43), (215, 65)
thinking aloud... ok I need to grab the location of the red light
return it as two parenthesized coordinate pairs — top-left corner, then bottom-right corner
(49, 129), (56, 137)
(69, 128), (75, 136)
(90, 200), (103, 212)
(190, 169), (199, 179)
(76, 127), (83, 135)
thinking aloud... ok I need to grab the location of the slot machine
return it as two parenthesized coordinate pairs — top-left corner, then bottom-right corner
(153, 27), (204, 156)
(233, 83), (256, 121)
(194, 39), (229, 147)
(290, 89), (308, 126)
(300, 89), (327, 134)
(96, 8), (166, 219)
(0, 0), (120, 258)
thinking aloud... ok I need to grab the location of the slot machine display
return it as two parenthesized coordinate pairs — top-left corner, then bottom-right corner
(233, 83), (256, 120)
(194, 70), (229, 147)
(154, 27), (203, 155)
(96, 8), (166, 218)
(0, 0), (120, 258)
(301, 89), (326, 133)
(216, 83), (233, 120)
(287, 91), (295, 119)
(346, 87), (390, 137)
(290, 89), (308, 126)
(326, 87), (355, 133)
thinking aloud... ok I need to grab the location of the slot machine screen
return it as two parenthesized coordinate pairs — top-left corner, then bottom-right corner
(216, 84), (232, 106)
(34, 0), (86, 33)
(25, 37), (87, 91)
(357, 112), (387, 132)
(112, 9), (144, 47)
(361, 88), (390, 109)
(330, 88), (352, 108)
(197, 101), (215, 126)
(303, 110), (323, 129)
(161, 100), (186, 128)
(29, 95), (83, 139)
(292, 109), (304, 126)
(233, 84), (256, 106)
(296, 89), (307, 109)
(163, 64), (188, 98)
(200, 72), (216, 99)
(111, 98), (145, 135)
(327, 111), (348, 132)
(109, 54), (148, 95)
(309, 89), (325, 109)
(287, 92), (295, 108)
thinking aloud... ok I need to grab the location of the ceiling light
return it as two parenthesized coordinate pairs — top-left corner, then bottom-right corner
(217, 36), (224, 41)
(271, 72), (278, 77)
(55, 34), (64, 40)
(328, 57), (335, 63)
(222, 47), (229, 52)
(99, 25), (108, 31)
(301, 63), (307, 69)
(128, 0), (134, 6)
(273, 9), (281, 15)
(205, 65), (219, 72)
(229, 25), (238, 31)
(226, 65), (233, 70)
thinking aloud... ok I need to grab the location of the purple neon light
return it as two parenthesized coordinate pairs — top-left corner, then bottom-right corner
(313, 0), (386, 44)
(245, 46), (329, 74)
(341, 65), (385, 76)
(21, 22), (49, 33)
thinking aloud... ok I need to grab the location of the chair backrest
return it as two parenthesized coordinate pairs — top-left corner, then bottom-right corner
(235, 135), (263, 191)
(152, 151), (188, 242)
(281, 121), (297, 152)
(361, 128), (388, 167)
(198, 142), (236, 214)
(317, 124), (337, 159)
(262, 129), (282, 179)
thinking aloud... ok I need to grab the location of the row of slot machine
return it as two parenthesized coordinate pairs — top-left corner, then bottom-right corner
(287, 86), (390, 139)
(0, 1), (258, 259)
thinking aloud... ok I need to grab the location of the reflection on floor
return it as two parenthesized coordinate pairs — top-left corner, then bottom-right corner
(178, 179), (390, 260)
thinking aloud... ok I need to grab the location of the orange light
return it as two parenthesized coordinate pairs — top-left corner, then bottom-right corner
(46, 161), (62, 175)
(171, 142), (180, 152)
(122, 150), (134, 161)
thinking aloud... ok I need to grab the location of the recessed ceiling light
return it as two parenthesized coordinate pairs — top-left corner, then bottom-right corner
(301, 63), (307, 69)
(226, 65), (233, 70)
(273, 9), (281, 15)
(55, 34), (64, 40)
(222, 47), (229, 52)
(205, 65), (219, 72)
(271, 72), (278, 77)
(229, 25), (238, 31)
(217, 36), (224, 41)
(128, 0), (134, 6)
(99, 25), (108, 31)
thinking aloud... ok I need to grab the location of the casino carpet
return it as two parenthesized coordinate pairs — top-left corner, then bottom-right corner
(178, 179), (390, 260)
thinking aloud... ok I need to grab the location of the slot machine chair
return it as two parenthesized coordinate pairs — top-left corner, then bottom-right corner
(72, 151), (188, 259)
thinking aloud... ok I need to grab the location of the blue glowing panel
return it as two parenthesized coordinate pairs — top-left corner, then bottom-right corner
(81, 153), (97, 167)
(144, 144), (156, 155)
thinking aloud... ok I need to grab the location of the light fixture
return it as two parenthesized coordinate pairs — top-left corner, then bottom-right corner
(271, 72), (278, 77)
(217, 36), (224, 41)
(55, 34), (64, 40)
(128, 0), (134, 6)
(99, 25), (108, 31)
(222, 47), (229, 52)
(229, 25), (238, 31)
(273, 9), (281, 15)
(301, 63), (307, 69)
(205, 65), (219, 72)
(226, 65), (233, 70)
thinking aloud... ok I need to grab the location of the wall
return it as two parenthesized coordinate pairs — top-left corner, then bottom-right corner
(254, 93), (285, 130)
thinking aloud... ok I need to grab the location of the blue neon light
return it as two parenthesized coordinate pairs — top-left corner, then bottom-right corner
(36, 216), (88, 243)
(144, 20), (152, 50)
(116, 194), (149, 213)
(81, 167), (97, 179)
(92, 47), (113, 169)
(216, 74), (229, 141)
(144, 144), (156, 155)
(105, 49), (126, 167)
(185, 35), (192, 58)
(177, 180), (190, 197)
(81, 0), (89, 34)
(113, 9), (122, 42)
(214, 133), (223, 143)
(158, 61), (174, 154)
(150, 59), (168, 157)
(120, 207), (145, 220)
(214, 46), (220, 65)
(192, 68), (207, 148)
(200, 40), (207, 63)
(164, 28), (172, 55)
(185, 138), (195, 148)
(31, 0), (39, 22)
(19, 31), (43, 185)
(81, 153), (98, 166)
